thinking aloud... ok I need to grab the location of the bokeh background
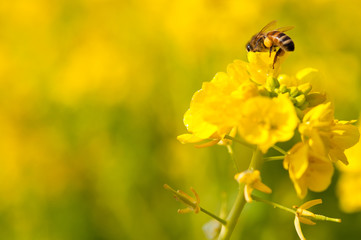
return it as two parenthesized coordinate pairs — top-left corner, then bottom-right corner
(0, 0), (361, 239)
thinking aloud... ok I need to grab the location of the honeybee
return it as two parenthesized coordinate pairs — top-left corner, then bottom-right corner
(246, 20), (295, 68)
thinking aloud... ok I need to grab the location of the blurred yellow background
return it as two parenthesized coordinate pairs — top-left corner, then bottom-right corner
(0, 0), (360, 239)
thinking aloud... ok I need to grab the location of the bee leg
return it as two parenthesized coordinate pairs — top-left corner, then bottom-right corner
(273, 48), (285, 69)
(269, 46), (273, 57)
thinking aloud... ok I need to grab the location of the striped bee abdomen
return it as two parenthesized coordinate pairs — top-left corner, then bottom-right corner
(267, 31), (295, 51)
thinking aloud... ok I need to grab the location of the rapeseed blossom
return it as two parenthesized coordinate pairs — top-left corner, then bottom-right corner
(178, 51), (359, 199)
(294, 199), (322, 240)
(234, 170), (272, 202)
(293, 199), (341, 240)
(178, 52), (298, 152)
(172, 48), (359, 240)
(284, 102), (359, 198)
(177, 59), (259, 146)
(284, 142), (334, 198)
(238, 95), (298, 153)
(299, 102), (359, 165)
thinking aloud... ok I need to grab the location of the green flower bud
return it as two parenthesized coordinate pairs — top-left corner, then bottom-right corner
(295, 94), (306, 107)
(266, 77), (280, 92)
(289, 87), (299, 97)
(298, 101), (309, 110)
(279, 84), (288, 93)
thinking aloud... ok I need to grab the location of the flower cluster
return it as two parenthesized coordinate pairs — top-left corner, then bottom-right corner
(178, 52), (360, 199)
(177, 52), (299, 153)
(284, 102), (360, 198)
(172, 48), (360, 240)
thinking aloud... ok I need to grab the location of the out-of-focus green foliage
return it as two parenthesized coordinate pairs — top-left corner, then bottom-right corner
(0, 0), (360, 239)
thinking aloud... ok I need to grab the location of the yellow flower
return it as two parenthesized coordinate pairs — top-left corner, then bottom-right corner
(284, 142), (334, 199)
(299, 102), (360, 164)
(177, 59), (258, 146)
(238, 95), (299, 153)
(293, 199), (341, 240)
(234, 170), (272, 202)
(293, 199), (322, 240)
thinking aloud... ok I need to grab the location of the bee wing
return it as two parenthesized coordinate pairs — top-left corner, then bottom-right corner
(259, 20), (277, 33)
(275, 26), (294, 32)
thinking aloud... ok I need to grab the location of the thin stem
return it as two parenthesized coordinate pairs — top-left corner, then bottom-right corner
(164, 184), (227, 224)
(251, 195), (296, 214)
(314, 214), (341, 223)
(263, 156), (285, 161)
(218, 184), (246, 240)
(271, 145), (288, 155)
(201, 207), (227, 225)
(224, 135), (255, 149)
(252, 195), (342, 223)
(218, 148), (263, 240)
(248, 147), (263, 170)
(227, 144), (240, 172)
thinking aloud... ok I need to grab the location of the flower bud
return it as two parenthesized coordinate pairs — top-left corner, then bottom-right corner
(278, 74), (292, 86)
(266, 77), (280, 92)
(289, 87), (299, 97)
(279, 84), (288, 93)
(298, 101), (309, 111)
(298, 83), (312, 94)
(295, 94), (306, 107)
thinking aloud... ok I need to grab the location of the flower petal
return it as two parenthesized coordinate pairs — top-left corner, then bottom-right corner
(244, 184), (253, 202)
(306, 157), (334, 192)
(285, 143), (309, 179)
(177, 133), (204, 144)
(239, 95), (298, 153)
(299, 199), (322, 210)
(299, 216), (316, 225)
(331, 123), (360, 149)
(294, 217), (306, 240)
(253, 181), (272, 194)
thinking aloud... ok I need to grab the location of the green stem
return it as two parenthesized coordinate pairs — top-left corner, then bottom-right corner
(248, 147), (264, 170)
(313, 214), (341, 223)
(163, 184), (227, 225)
(218, 148), (263, 240)
(218, 184), (246, 240)
(251, 195), (296, 214)
(252, 195), (341, 223)
(271, 145), (288, 155)
(201, 207), (227, 225)
(224, 135), (255, 149)
(263, 156), (285, 161)
(227, 144), (240, 172)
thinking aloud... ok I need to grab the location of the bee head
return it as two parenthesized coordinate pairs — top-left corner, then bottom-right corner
(246, 42), (252, 52)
